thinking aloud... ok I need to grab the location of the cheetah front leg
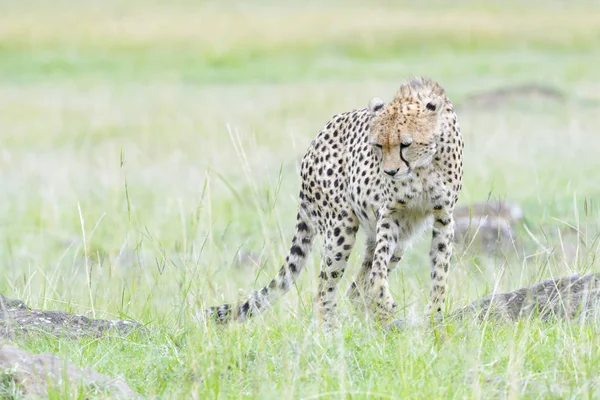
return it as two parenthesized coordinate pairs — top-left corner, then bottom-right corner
(365, 215), (400, 323)
(346, 238), (375, 312)
(427, 208), (455, 318)
(348, 239), (404, 314)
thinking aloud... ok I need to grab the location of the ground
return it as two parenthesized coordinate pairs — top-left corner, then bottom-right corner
(1, 0), (600, 398)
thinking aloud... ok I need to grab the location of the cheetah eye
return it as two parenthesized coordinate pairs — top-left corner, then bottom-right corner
(372, 143), (382, 149)
(400, 141), (412, 149)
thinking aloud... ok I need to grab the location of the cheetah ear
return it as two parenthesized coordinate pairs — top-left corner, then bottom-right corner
(423, 95), (444, 116)
(368, 97), (385, 115)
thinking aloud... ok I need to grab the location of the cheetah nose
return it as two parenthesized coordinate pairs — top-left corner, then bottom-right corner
(384, 168), (399, 177)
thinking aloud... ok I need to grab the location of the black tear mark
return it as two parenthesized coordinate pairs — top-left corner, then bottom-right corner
(399, 149), (411, 171)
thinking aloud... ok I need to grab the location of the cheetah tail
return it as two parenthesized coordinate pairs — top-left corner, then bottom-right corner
(205, 212), (315, 324)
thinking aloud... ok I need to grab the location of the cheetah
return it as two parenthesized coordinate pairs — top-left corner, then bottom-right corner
(206, 77), (463, 327)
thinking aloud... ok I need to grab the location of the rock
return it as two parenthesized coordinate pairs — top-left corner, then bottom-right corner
(453, 200), (524, 253)
(461, 84), (565, 109)
(453, 200), (524, 223)
(0, 344), (137, 398)
(0, 295), (27, 310)
(454, 215), (515, 253)
(234, 250), (263, 269)
(452, 273), (600, 322)
(0, 294), (143, 340)
(387, 273), (600, 330)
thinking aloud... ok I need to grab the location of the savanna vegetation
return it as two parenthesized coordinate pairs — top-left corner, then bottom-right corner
(1, 1), (600, 398)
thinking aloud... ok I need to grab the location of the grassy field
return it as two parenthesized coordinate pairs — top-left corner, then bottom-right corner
(1, 0), (600, 398)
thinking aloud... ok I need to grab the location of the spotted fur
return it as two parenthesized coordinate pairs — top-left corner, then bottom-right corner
(206, 77), (463, 327)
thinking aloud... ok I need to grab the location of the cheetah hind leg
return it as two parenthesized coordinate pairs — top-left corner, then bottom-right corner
(316, 220), (358, 330)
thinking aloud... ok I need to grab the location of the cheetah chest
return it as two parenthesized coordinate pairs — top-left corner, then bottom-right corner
(353, 172), (435, 238)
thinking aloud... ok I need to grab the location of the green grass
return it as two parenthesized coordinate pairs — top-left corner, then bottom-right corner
(1, 0), (600, 398)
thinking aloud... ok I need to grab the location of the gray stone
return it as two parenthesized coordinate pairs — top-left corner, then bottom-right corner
(454, 273), (600, 322)
(234, 250), (264, 270)
(453, 200), (523, 253)
(387, 273), (600, 330)
(460, 84), (565, 109)
(453, 200), (524, 223)
(0, 294), (143, 340)
(0, 344), (137, 398)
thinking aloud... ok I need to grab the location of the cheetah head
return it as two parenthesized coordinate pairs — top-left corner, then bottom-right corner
(368, 79), (445, 181)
